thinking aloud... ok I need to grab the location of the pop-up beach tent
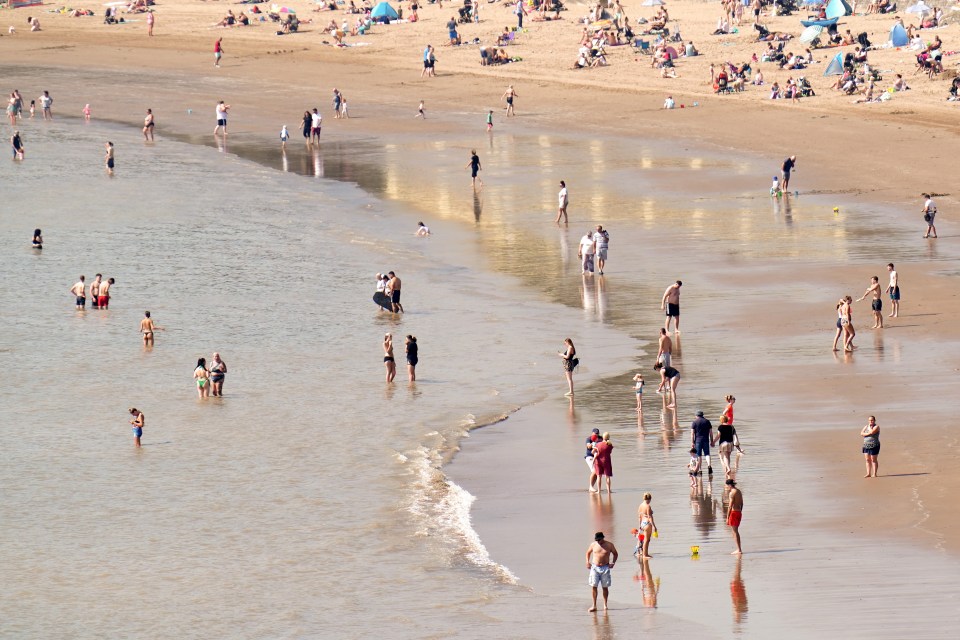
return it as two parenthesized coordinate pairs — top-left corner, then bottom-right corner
(890, 22), (909, 46)
(823, 52), (844, 76)
(370, 2), (399, 20)
(825, 0), (853, 19)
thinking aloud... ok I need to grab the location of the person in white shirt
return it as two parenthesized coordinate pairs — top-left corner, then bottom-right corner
(593, 225), (610, 274)
(213, 101), (229, 135)
(311, 108), (322, 144)
(578, 231), (596, 274)
(922, 193), (937, 239)
(886, 263), (899, 318)
(415, 221), (430, 237)
(663, 95), (675, 109)
(557, 180), (569, 224)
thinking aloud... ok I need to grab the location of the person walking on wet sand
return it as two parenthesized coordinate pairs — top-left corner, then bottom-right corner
(140, 310), (162, 345)
(922, 193), (938, 238)
(578, 230), (595, 274)
(214, 101), (229, 136)
(129, 408), (144, 447)
(383, 333), (396, 383)
(466, 149), (482, 189)
(585, 532), (618, 612)
(557, 180), (569, 224)
(691, 410), (713, 476)
(143, 109), (155, 141)
(841, 295), (856, 351)
(861, 415), (880, 478)
(661, 280), (682, 333)
(387, 271), (404, 313)
(653, 362), (681, 409)
(856, 276), (884, 329)
(405, 335), (418, 381)
(502, 85), (518, 117)
(214, 37), (223, 67)
(592, 432), (614, 494)
(593, 225), (610, 274)
(559, 338), (577, 396)
(887, 263), (900, 318)
(781, 155), (796, 191)
(637, 492), (658, 558)
(725, 479), (743, 554)
(146, 9), (155, 36)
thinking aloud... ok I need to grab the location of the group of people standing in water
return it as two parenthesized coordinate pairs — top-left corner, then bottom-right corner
(383, 333), (418, 383)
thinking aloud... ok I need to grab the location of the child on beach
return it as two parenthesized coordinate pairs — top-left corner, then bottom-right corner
(416, 100), (425, 118)
(82, 104), (91, 121)
(633, 373), (644, 411)
(129, 408), (144, 447)
(280, 125), (289, 149)
(770, 175), (780, 196)
(29, 100), (35, 118)
(630, 528), (644, 557)
(687, 447), (700, 485)
(486, 109), (493, 132)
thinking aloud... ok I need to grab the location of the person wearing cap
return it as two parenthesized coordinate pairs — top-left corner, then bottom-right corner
(585, 531), (618, 612)
(691, 410), (713, 476)
(922, 193), (937, 238)
(725, 479), (743, 554)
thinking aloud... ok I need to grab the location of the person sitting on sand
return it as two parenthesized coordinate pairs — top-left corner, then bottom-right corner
(237, 11), (250, 26)
(769, 81), (781, 99)
(713, 16), (730, 35)
(685, 41), (699, 57)
(218, 11), (237, 27)
(892, 74), (910, 92)
(28, 16), (41, 31)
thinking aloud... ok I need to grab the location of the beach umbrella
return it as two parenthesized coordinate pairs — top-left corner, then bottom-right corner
(906, 1), (931, 16)
(641, 0), (665, 6)
(664, 46), (678, 59)
(799, 24), (823, 44)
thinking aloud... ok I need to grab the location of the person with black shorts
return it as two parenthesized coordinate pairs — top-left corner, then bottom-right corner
(781, 155), (796, 191)
(466, 149), (482, 188)
(660, 280), (682, 333)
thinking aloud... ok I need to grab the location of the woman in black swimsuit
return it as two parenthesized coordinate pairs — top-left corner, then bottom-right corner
(405, 335), (418, 382)
(712, 415), (738, 478)
(32, 228), (42, 249)
(301, 111), (312, 145)
(209, 352), (227, 397)
(383, 333), (396, 383)
(559, 338), (577, 396)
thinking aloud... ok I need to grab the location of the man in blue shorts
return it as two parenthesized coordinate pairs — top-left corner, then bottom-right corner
(691, 410), (713, 475)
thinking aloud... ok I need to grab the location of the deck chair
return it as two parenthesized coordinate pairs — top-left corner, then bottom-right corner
(633, 38), (651, 54)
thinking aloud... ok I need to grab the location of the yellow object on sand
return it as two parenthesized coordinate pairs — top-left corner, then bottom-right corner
(690, 546), (700, 555)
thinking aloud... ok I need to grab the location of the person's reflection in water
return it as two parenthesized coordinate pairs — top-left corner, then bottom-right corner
(559, 228), (571, 266)
(217, 137), (227, 154)
(473, 190), (483, 222)
(591, 610), (614, 640)
(873, 329), (885, 361)
(782, 194), (793, 225)
(672, 333), (682, 358)
(589, 491), (616, 548)
(639, 557), (659, 609)
(567, 395), (578, 433)
(581, 274), (597, 314)
(690, 476), (719, 539)
(730, 555), (748, 624)
(281, 149), (289, 173)
(596, 275), (609, 323)
(313, 148), (324, 178)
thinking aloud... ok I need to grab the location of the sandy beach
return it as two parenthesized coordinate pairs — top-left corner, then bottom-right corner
(3, 0), (960, 636)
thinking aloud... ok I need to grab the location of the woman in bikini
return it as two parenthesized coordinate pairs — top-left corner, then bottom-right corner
(194, 357), (210, 398)
(842, 295), (856, 352)
(832, 299), (845, 351)
(383, 333), (396, 383)
(559, 338), (576, 396)
(637, 492), (658, 558)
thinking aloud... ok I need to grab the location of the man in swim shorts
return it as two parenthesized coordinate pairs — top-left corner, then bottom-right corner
(387, 271), (404, 313)
(781, 155), (796, 191)
(661, 280), (682, 333)
(856, 276), (883, 329)
(593, 225), (610, 274)
(90, 274), (102, 309)
(585, 532), (618, 612)
(70, 275), (86, 310)
(98, 277), (115, 309)
(656, 327), (672, 371)
(691, 410), (713, 475)
(726, 479), (743, 554)
(887, 263), (899, 318)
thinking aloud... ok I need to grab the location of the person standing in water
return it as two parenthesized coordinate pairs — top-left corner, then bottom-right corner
(559, 338), (577, 396)
(383, 333), (396, 383)
(856, 276), (884, 329)
(887, 263), (900, 318)
(209, 352), (227, 396)
(387, 271), (404, 313)
(70, 275), (86, 309)
(90, 274), (102, 309)
(637, 492), (658, 559)
(725, 479), (743, 554)
(656, 328), (673, 372)
(213, 101), (229, 136)
(12, 130), (24, 159)
(922, 193), (938, 238)
(139, 311), (162, 346)
(661, 280), (682, 333)
(466, 149), (482, 189)
(214, 37), (224, 67)
(585, 532), (618, 613)
(128, 408), (144, 447)
(557, 180), (569, 224)
(194, 357), (210, 398)
(143, 109), (155, 142)
(104, 141), (115, 174)
(405, 335), (418, 381)
(32, 228), (43, 250)
(592, 432), (614, 494)
(861, 415), (880, 478)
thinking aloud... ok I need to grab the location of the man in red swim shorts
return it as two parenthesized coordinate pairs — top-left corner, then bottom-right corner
(726, 479), (743, 555)
(98, 277), (115, 309)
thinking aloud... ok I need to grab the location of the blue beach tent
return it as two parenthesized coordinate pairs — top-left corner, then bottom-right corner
(890, 23), (909, 46)
(370, 2), (399, 19)
(823, 52), (844, 76)
(825, 0), (853, 19)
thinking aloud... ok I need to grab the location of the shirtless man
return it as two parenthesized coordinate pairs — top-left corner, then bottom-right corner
(856, 276), (884, 329)
(887, 263), (899, 318)
(656, 327), (673, 369)
(70, 275), (86, 310)
(143, 109), (155, 141)
(661, 280), (682, 333)
(725, 479), (743, 554)
(98, 277), (115, 309)
(140, 310), (162, 345)
(585, 532), (618, 612)
(89, 274), (102, 309)
(387, 271), (404, 313)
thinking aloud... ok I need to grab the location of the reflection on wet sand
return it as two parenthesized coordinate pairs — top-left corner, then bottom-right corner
(589, 492), (616, 544)
(638, 557), (659, 609)
(730, 556), (748, 625)
(690, 477), (720, 539)
(591, 611), (614, 640)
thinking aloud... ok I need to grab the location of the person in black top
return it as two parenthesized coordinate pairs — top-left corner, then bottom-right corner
(405, 335), (418, 382)
(653, 362), (681, 409)
(690, 410), (713, 475)
(712, 415), (739, 478)
(466, 149), (482, 188)
(781, 155), (796, 190)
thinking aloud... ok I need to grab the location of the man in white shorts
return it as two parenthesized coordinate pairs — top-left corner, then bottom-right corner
(593, 225), (610, 274)
(585, 531), (618, 612)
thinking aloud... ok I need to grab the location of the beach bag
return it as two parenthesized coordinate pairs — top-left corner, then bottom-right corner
(571, 357), (580, 369)
(923, 212), (932, 223)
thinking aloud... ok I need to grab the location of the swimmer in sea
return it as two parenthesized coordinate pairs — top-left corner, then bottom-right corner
(383, 333), (396, 383)
(32, 228), (42, 249)
(129, 408), (144, 447)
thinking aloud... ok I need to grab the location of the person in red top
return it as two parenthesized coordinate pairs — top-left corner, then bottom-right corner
(723, 395), (735, 425)
(593, 433), (614, 495)
(214, 38), (223, 67)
